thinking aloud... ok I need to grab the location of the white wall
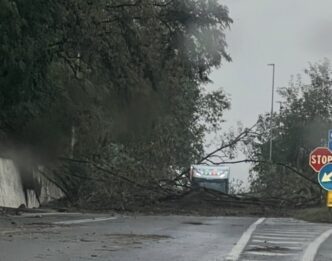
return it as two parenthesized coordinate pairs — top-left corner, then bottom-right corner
(34, 166), (64, 205)
(0, 158), (64, 208)
(0, 158), (26, 208)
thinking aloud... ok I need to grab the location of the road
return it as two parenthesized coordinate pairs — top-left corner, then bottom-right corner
(0, 212), (331, 261)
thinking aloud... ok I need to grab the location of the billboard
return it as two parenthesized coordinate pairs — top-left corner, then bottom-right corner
(191, 165), (230, 180)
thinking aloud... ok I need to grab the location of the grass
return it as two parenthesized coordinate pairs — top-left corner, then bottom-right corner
(292, 207), (332, 223)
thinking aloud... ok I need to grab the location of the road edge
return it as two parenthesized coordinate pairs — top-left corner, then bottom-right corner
(53, 216), (117, 225)
(224, 217), (265, 261)
(302, 228), (332, 261)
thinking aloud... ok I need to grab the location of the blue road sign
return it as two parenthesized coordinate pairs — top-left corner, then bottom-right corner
(318, 163), (332, 191)
(328, 130), (332, 151)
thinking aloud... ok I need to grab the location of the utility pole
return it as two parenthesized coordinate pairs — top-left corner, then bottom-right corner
(268, 63), (275, 161)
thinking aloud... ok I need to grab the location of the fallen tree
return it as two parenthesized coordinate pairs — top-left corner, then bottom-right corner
(48, 121), (322, 211)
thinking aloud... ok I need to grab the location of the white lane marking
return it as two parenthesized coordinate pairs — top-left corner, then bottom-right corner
(255, 233), (314, 238)
(245, 251), (296, 256)
(259, 231), (320, 236)
(53, 217), (117, 225)
(261, 229), (317, 232)
(0, 230), (22, 235)
(252, 239), (303, 244)
(225, 218), (265, 261)
(253, 235), (309, 241)
(302, 228), (332, 261)
(20, 212), (83, 217)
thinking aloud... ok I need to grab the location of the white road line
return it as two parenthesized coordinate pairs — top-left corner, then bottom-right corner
(0, 229), (22, 235)
(261, 228), (316, 231)
(19, 212), (83, 217)
(255, 233), (314, 238)
(302, 228), (332, 261)
(225, 218), (265, 261)
(53, 217), (117, 225)
(260, 230), (320, 235)
(253, 235), (309, 241)
(245, 251), (296, 256)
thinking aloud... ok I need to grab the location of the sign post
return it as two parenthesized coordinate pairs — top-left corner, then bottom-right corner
(309, 131), (332, 211)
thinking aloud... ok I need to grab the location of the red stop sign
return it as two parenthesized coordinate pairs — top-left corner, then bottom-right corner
(309, 147), (332, 172)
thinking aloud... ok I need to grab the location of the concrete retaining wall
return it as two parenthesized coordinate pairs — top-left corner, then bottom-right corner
(0, 158), (64, 208)
(0, 158), (26, 208)
(34, 166), (64, 206)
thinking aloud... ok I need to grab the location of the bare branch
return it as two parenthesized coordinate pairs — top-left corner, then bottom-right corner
(153, 0), (174, 7)
(207, 158), (317, 186)
(57, 157), (170, 195)
(173, 123), (258, 181)
(105, 0), (142, 9)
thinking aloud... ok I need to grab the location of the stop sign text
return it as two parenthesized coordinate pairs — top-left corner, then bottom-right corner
(309, 147), (332, 172)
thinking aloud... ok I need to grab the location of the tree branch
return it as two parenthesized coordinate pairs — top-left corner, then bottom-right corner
(105, 0), (142, 9)
(172, 123), (258, 181)
(57, 157), (169, 194)
(206, 158), (318, 186)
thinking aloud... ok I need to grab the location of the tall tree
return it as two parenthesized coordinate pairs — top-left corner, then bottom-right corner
(0, 0), (233, 206)
(248, 60), (332, 206)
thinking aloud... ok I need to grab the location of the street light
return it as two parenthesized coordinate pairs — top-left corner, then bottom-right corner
(268, 63), (275, 161)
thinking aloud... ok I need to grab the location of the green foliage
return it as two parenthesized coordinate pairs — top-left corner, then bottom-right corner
(0, 0), (60, 136)
(0, 0), (232, 206)
(248, 60), (332, 206)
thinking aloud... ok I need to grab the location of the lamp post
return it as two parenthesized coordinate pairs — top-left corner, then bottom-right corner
(268, 63), (275, 162)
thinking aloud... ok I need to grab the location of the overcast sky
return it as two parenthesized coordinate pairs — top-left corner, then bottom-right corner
(207, 0), (332, 187)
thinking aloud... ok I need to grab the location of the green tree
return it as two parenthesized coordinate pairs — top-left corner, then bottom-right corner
(0, 0), (233, 206)
(248, 60), (332, 206)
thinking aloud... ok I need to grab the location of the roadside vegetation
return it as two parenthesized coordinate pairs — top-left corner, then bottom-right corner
(1, 0), (331, 215)
(293, 207), (332, 223)
(0, 0), (233, 208)
(247, 60), (332, 209)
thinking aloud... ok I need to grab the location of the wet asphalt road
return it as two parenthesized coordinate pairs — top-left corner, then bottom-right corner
(0, 213), (331, 261)
(0, 213), (255, 261)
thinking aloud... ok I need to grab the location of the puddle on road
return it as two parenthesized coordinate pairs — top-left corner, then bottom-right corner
(247, 245), (291, 252)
